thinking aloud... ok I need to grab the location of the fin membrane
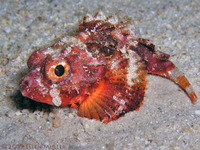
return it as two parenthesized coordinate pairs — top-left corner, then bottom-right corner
(78, 72), (146, 123)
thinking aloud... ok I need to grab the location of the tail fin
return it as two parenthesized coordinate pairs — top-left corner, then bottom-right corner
(166, 67), (197, 104)
(132, 38), (197, 104)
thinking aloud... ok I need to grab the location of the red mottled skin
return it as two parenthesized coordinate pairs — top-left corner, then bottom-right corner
(20, 12), (197, 123)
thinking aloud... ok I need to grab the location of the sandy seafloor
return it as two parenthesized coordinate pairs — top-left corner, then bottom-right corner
(0, 0), (200, 149)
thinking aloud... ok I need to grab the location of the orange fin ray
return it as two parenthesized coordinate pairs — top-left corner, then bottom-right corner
(78, 77), (146, 123)
(78, 80), (118, 123)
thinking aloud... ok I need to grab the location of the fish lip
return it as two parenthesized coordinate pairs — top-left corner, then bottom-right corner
(19, 80), (54, 105)
(19, 69), (53, 105)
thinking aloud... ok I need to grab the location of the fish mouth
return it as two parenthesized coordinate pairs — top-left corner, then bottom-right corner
(19, 70), (53, 105)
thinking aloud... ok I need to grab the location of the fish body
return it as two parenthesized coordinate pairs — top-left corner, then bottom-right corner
(20, 12), (197, 123)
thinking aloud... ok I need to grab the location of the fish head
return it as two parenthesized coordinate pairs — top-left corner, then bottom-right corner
(20, 42), (106, 107)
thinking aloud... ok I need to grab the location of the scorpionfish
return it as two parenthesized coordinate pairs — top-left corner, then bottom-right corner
(20, 12), (197, 123)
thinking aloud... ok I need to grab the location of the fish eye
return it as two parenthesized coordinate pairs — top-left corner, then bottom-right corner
(45, 58), (69, 83)
(55, 65), (65, 76)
